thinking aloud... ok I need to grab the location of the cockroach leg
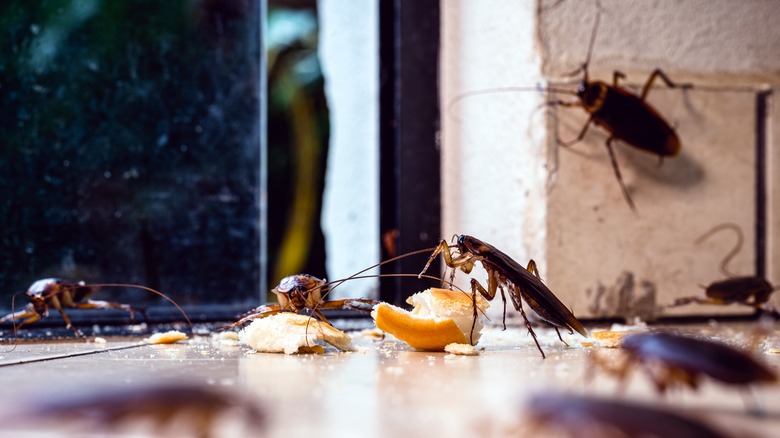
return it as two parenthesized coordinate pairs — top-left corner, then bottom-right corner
(515, 295), (545, 359)
(547, 99), (593, 148)
(554, 328), (568, 346)
(526, 259), (539, 278)
(612, 70), (626, 87)
(640, 68), (692, 101)
(605, 136), (636, 211)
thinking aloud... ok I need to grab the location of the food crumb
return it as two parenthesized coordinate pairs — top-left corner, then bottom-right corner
(591, 323), (647, 348)
(356, 328), (385, 339)
(145, 330), (188, 344)
(213, 331), (239, 341)
(211, 331), (240, 347)
(444, 343), (478, 356)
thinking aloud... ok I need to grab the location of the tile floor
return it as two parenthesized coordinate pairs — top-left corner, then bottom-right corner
(0, 321), (779, 437)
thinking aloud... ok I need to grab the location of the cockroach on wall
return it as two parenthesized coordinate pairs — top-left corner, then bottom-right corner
(0, 278), (192, 337)
(447, 1), (692, 210)
(419, 234), (587, 359)
(668, 223), (779, 315)
(546, 0), (692, 210)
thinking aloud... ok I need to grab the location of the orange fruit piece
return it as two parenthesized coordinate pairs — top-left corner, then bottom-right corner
(372, 288), (488, 351)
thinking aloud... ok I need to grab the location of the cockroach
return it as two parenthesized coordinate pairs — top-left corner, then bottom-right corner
(673, 276), (778, 316)
(670, 223), (779, 314)
(1, 383), (265, 438)
(0, 278), (192, 336)
(525, 392), (730, 438)
(592, 331), (777, 395)
(224, 248), (457, 330)
(419, 234), (587, 358)
(547, 0), (692, 210)
(225, 273), (380, 330)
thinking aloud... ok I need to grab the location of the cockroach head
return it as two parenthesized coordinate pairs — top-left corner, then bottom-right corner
(457, 235), (490, 254)
(26, 278), (57, 299)
(576, 80), (608, 112)
(576, 81), (587, 98)
(274, 274), (324, 294)
(456, 234), (471, 252)
(25, 280), (60, 314)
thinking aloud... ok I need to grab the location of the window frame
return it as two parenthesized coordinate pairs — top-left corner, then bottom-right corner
(379, 0), (442, 306)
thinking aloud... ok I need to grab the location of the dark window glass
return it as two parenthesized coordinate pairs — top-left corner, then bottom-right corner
(0, 0), (262, 315)
(265, 5), (327, 296)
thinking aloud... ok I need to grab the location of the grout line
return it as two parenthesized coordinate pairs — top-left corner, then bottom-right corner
(0, 343), (148, 368)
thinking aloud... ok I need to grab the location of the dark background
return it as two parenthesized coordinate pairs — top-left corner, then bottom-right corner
(0, 0), (264, 309)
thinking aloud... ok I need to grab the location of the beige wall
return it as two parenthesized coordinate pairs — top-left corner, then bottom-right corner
(441, 0), (780, 320)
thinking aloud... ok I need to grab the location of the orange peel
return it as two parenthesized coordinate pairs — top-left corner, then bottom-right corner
(372, 288), (488, 351)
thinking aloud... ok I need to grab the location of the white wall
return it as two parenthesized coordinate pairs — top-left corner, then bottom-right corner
(440, 0), (546, 278)
(440, 1), (545, 322)
(318, 0), (379, 299)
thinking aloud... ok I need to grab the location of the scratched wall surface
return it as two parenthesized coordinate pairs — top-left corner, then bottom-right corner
(546, 87), (758, 319)
(538, 0), (780, 82)
(537, 0), (779, 319)
(441, 0), (779, 320)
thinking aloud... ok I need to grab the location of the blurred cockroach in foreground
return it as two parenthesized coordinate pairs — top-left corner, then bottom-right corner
(0, 383), (265, 438)
(419, 234), (587, 358)
(591, 331), (777, 396)
(524, 392), (730, 438)
(0, 278), (192, 336)
(546, 0), (692, 210)
(669, 223), (779, 316)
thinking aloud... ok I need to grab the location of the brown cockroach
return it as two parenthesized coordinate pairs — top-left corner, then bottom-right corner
(525, 392), (730, 438)
(419, 234), (587, 358)
(224, 273), (380, 330)
(679, 276), (778, 313)
(669, 223), (779, 315)
(1, 383), (265, 438)
(223, 248), (460, 330)
(0, 278), (192, 336)
(592, 331), (777, 395)
(547, 0), (692, 210)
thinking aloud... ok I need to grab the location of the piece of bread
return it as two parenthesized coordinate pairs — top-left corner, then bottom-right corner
(372, 288), (489, 351)
(144, 330), (188, 344)
(239, 312), (355, 354)
(444, 343), (478, 356)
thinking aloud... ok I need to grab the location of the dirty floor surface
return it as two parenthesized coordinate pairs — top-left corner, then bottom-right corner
(0, 321), (779, 437)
